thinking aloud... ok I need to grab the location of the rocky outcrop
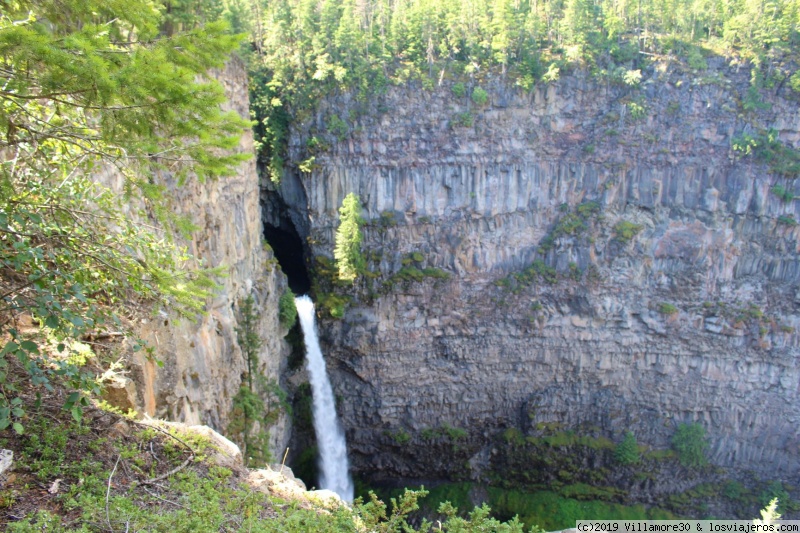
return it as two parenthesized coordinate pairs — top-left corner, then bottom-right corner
(131, 419), (344, 509)
(277, 58), (800, 482)
(100, 59), (293, 458)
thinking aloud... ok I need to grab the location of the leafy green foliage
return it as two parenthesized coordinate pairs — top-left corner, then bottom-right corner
(486, 487), (674, 531)
(499, 201), (602, 292)
(497, 260), (558, 292)
(452, 111), (475, 128)
(614, 431), (640, 465)
(770, 184), (795, 202)
(733, 129), (800, 177)
(385, 428), (412, 445)
(334, 193), (365, 283)
(658, 303), (679, 315)
(614, 221), (644, 243)
(790, 72), (800, 93)
(227, 378), (288, 467)
(0, 0), (249, 433)
(389, 266), (451, 285)
(576, 201), (601, 218)
(623, 69), (642, 86)
(327, 114), (349, 141)
(244, 0), (800, 180)
(756, 498), (782, 524)
(390, 482), (673, 532)
(687, 48), (708, 70)
(671, 423), (708, 468)
(279, 288), (298, 329)
(471, 87), (489, 106)
(317, 291), (351, 319)
(627, 100), (648, 121)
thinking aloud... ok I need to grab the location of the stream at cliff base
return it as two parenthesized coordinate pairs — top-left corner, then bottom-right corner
(295, 295), (354, 502)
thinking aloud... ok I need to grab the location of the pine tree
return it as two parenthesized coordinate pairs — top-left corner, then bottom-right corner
(0, 0), (250, 431)
(229, 294), (289, 466)
(236, 296), (263, 391)
(334, 193), (365, 282)
(614, 431), (640, 464)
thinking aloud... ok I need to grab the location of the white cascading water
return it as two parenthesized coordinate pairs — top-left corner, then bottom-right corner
(295, 295), (354, 502)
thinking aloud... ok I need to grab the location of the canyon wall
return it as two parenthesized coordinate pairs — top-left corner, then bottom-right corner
(278, 57), (800, 481)
(102, 59), (292, 456)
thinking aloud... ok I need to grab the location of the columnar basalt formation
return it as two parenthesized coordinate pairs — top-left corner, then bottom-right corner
(276, 59), (800, 482)
(102, 59), (293, 456)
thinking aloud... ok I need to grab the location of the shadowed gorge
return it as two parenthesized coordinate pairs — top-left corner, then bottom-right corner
(263, 221), (311, 295)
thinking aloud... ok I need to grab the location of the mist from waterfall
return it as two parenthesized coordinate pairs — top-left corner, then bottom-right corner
(294, 295), (354, 502)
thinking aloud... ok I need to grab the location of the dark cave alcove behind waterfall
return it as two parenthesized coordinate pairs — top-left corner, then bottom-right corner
(263, 221), (311, 295)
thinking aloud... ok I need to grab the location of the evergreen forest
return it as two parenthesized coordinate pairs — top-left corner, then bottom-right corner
(239, 0), (800, 181)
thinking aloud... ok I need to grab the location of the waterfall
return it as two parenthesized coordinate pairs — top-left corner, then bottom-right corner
(294, 295), (354, 502)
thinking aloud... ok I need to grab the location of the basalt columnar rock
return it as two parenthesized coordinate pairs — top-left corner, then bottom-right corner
(272, 58), (800, 483)
(99, 59), (293, 457)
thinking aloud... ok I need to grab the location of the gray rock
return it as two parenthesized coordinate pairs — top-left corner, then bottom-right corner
(275, 67), (800, 482)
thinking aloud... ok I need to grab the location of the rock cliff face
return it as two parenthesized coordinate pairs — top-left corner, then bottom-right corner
(275, 58), (800, 482)
(105, 59), (292, 456)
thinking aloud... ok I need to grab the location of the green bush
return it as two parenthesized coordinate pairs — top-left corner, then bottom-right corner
(390, 266), (450, 284)
(614, 220), (644, 243)
(790, 71), (800, 93)
(386, 429), (412, 445)
(444, 425), (468, 441)
(326, 113), (349, 140)
(623, 69), (642, 86)
(471, 86), (489, 106)
(722, 480), (746, 501)
(568, 262), (582, 281)
(671, 423), (708, 467)
(379, 210), (398, 227)
(279, 289), (298, 329)
(614, 431), (640, 464)
(485, 487), (674, 531)
(552, 213), (586, 237)
(733, 129), (800, 177)
(452, 111), (474, 127)
(687, 48), (708, 70)
(771, 184), (795, 202)
(542, 63), (560, 83)
(421, 267), (450, 279)
(627, 101), (647, 120)
(576, 201), (602, 218)
(420, 427), (438, 440)
(317, 292), (350, 318)
(658, 303), (679, 315)
(503, 427), (526, 446)
(452, 82), (466, 97)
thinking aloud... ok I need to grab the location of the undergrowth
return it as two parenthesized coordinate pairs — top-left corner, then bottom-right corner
(1, 385), (542, 532)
